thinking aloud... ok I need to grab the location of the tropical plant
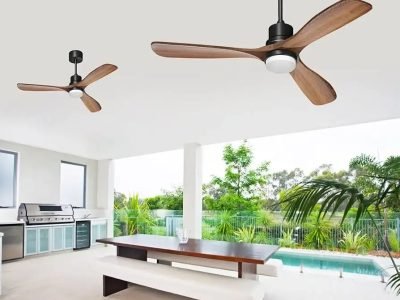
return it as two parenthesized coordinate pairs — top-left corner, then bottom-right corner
(216, 210), (235, 239)
(202, 223), (216, 240)
(256, 210), (275, 228)
(339, 230), (369, 254)
(254, 232), (269, 244)
(389, 230), (400, 252)
(280, 154), (400, 294)
(304, 214), (332, 249)
(113, 220), (123, 237)
(278, 229), (296, 248)
(234, 226), (256, 243)
(119, 194), (155, 235)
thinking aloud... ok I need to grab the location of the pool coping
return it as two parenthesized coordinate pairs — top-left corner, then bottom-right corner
(277, 247), (397, 277)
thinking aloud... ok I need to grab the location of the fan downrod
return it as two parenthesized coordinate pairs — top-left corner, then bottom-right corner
(69, 50), (83, 85)
(266, 0), (294, 45)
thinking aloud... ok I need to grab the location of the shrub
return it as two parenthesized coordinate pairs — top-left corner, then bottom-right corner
(256, 210), (275, 228)
(202, 223), (216, 240)
(304, 216), (332, 249)
(216, 211), (234, 239)
(254, 232), (269, 244)
(278, 229), (296, 248)
(151, 226), (167, 236)
(120, 194), (155, 234)
(388, 229), (400, 252)
(339, 230), (369, 254)
(234, 226), (256, 243)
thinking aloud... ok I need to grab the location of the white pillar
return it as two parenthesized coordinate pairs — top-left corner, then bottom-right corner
(183, 143), (203, 239)
(97, 159), (115, 237)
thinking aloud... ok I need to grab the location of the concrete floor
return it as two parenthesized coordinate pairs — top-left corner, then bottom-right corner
(1, 246), (397, 300)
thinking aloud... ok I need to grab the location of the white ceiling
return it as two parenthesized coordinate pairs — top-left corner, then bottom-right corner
(0, 0), (399, 160)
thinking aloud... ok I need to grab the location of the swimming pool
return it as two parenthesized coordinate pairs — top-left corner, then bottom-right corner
(272, 251), (386, 276)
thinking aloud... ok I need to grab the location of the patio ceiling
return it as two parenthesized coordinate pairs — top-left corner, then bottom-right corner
(0, 0), (399, 159)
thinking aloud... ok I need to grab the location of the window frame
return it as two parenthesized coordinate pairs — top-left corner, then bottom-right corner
(60, 160), (87, 209)
(0, 149), (18, 208)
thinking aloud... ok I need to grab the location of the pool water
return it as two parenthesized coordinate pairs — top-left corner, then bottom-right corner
(272, 251), (386, 276)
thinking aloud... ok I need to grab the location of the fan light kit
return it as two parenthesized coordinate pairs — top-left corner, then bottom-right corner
(17, 50), (118, 113)
(151, 0), (373, 105)
(265, 50), (297, 74)
(69, 88), (84, 98)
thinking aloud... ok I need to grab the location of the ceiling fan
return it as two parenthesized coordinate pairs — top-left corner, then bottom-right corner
(17, 50), (118, 113)
(151, 0), (372, 105)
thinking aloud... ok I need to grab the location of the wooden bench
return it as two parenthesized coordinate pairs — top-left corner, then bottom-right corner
(98, 255), (265, 300)
(148, 251), (283, 277)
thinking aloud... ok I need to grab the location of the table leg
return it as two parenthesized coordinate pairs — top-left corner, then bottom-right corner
(238, 262), (258, 280)
(117, 246), (147, 260)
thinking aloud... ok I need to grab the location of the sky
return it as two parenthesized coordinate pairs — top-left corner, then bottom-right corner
(114, 118), (400, 198)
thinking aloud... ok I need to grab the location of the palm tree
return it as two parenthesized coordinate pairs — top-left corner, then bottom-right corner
(119, 194), (155, 235)
(280, 154), (400, 293)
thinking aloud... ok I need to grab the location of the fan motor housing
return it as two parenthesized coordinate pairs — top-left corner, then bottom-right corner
(266, 22), (294, 44)
(70, 74), (82, 85)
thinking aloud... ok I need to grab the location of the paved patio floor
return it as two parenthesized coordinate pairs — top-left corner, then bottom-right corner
(1, 245), (396, 300)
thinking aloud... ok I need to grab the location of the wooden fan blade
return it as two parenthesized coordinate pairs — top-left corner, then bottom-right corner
(151, 42), (270, 61)
(76, 64), (118, 88)
(81, 92), (102, 112)
(291, 59), (336, 105)
(17, 83), (69, 92)
(283, 0), (372, 50)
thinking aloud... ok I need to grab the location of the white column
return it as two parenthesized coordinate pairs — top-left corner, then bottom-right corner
(183, 143), (203, 239)
(97, 159), (115, 237)
(0, 232), (2, 295)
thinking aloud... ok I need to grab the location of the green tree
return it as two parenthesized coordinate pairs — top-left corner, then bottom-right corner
(161, 187), (184, 210)
(281, 154), (400, 294)
(306, 164), (351, 184)
(143, 187), (183, 210)
(204, 141), (270, 211)
(270, 168), (305, 200)
(210, 142), (270, 198)
(204, 193), (261, 211)
(114, 191), (127, 210)
(144, 195), (164, 210)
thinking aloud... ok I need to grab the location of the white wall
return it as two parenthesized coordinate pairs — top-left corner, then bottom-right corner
(0, 139), (100, 221)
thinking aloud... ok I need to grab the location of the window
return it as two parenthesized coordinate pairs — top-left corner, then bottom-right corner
(60, 161), (86, 208)
(0, 150), (18, 208)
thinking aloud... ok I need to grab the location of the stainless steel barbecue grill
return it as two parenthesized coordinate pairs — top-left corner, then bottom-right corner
(18, 203), (74, 225)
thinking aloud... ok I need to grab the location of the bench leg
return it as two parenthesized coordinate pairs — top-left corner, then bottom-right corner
(238, 262), (259, 281)
(103, 275), (128, 297)
(157, 259), (172, 266)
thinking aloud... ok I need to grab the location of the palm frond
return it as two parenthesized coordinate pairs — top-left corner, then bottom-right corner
(349, 154), (380, 175)
(281, 179), (366, 225)
(388, 272), (400, 295)
(383, 156), (400, 178)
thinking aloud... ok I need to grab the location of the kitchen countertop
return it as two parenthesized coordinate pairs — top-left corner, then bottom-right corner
(75, 217), (109, 221)
(0, 221), (24, 225)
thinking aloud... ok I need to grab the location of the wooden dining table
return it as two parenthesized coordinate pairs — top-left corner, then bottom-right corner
(97, 234), (279, 280)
